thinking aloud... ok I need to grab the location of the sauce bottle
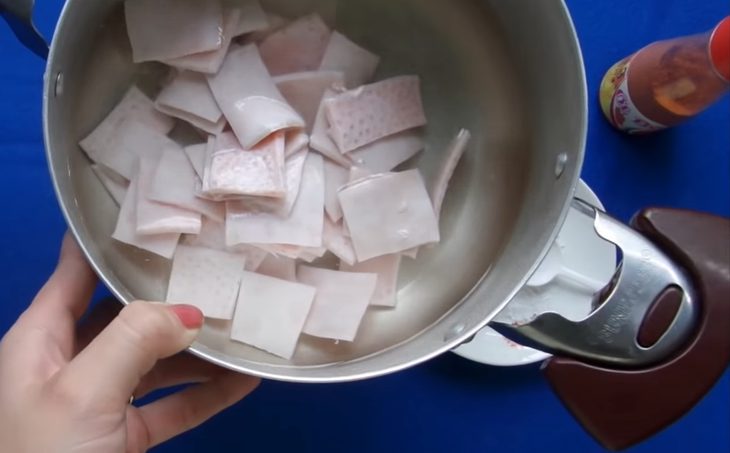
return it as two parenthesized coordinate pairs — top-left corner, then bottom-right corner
(600, 16), (730, 134)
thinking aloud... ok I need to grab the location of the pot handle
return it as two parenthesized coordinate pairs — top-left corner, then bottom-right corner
(521, 208), (729, 450)
(492, 207), (729, 450)
(0, 0), (48, 59)
(492, 201), (702, 369)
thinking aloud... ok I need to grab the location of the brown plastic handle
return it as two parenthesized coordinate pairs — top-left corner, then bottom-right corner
(542, 208), (730, 451)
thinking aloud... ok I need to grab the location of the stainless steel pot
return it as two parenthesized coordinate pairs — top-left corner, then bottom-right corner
(2, 0), (728, 450)
(29, 0), (593, 382)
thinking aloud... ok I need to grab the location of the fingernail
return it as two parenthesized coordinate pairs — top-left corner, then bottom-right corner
(170, 305), (204, 330)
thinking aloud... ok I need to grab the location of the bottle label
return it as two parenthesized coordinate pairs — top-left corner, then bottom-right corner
(599, 56), (668, 134)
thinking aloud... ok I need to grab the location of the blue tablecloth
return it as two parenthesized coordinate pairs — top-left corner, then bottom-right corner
(1, 1), (728, 452)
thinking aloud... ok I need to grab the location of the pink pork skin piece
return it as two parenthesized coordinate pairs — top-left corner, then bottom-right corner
(207, 44), (304, 149)
(225, 153), (325, 248)
(258, 13), (332, 76)
(298, 265), (377, 342)
(319, 31), (380, 88)
(338, 170), (440, 261)
(125, 0), (224, 63)
(136, 154), (202, 236)
(275, 71), (345, 132)
(163, 7), (240, 74)
(112, 175), (180, 260)
(231, 271), (316, 360)
(431, 129), (471, 221)
(325, 75), (427, 153)
(341, 254), (402, 308)
(202, 132), (286, 200)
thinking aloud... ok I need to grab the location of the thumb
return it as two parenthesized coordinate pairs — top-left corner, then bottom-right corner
(54, 302), (203, 407)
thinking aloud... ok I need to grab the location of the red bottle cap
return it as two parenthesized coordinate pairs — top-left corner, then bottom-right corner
(710, 16), (730, 82)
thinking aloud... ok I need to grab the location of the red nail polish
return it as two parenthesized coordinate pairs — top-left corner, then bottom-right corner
(171, 305), (204, 329)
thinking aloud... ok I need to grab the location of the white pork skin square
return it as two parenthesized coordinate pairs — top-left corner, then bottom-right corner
(274, 71), (344, 132)
(258, 13), (332, 76)
(166, 245), (246, 320)
(298, 266), (377, 342)
(338, 170), (440, 262)
(348, 129), (425, 174)
(112, 175), (180, 260)
(341, 254), (402, 308)
(231, 272), (316, 359)
(80, 86), (174, 163)
(136, 154), (202, 236)
(155, 71), (226, 135)
(163, 7), (240, 74)
(319, 31), (380, 88)
(84, 119), (179, 181)
(125, 0), (225, 63)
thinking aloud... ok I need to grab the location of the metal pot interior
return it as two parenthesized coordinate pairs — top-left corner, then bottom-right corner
(44, 0), (586, 382)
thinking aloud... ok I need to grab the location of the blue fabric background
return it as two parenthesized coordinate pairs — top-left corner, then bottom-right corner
(1, 1), (728, 452)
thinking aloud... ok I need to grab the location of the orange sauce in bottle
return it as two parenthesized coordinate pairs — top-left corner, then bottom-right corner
(600, 17), (730, 134)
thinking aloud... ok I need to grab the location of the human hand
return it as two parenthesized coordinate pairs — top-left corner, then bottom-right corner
(0, 234), (260, 452)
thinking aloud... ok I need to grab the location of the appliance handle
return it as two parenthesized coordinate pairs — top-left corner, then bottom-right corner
(0, 0), (48, 59)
